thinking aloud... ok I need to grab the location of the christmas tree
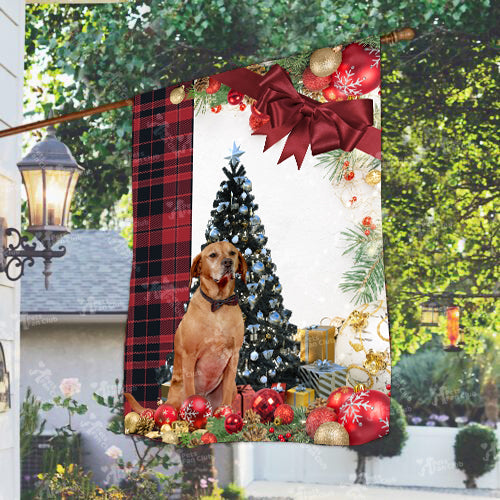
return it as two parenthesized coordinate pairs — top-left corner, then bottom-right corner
(194, 142), (300, 389)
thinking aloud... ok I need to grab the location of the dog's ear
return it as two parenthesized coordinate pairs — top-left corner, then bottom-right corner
(237, 251), (248, 284)
(189, 253), (202, 288)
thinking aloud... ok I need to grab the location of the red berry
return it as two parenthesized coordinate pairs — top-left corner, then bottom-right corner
(211, 105), (222, 113)
(206, 77), (221, 94)
(239, 103), (247, 111)
(344, 171), (355, 181)
(371, 224), (377, 230)
(352, 196), (357, 202)
(269, 427), (274, 433)
(362, 216), (373, 227)
(278, 434), (284, 440)
(285, 432), (292, 439)
(344, 161), (350, 167)
(387, 392), (391, 397)
(227, 88), (244, 105)
(386, 384), (391, 390)
(365, 229), (370, 236)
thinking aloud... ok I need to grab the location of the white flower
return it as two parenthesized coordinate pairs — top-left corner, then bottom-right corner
(105, 445), (123, 460)
(59, 378), (81, 398)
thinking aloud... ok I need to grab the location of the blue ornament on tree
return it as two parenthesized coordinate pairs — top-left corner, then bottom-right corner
(257, 311), (264, 321)
(244, 248), (252, 256)
(232, 235), (239, 244)
(269, 311), (281, 324)
(239, 205), (249, 215)
(209, 228), (220, 239)
(253, 261), (265, 273)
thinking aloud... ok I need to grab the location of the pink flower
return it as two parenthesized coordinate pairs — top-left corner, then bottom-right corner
(105, 445), (123, 460)
(59, 378), (81, 398)
(200, 479), (208, 488)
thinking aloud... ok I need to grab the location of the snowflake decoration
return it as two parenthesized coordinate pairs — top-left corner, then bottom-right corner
(378, 416), (390, 438)
(339, 390), (374, 426)
(333, 68), (364, 96)
(364, 46), (380, 69)
(181, 402), (198, 424)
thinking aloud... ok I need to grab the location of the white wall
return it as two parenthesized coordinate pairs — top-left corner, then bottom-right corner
(240, 426), (500, 489)
(0, 1), (25, 498)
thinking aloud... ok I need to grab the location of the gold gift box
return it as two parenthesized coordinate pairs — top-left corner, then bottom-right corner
(285, 386), (315, 407)
(296, 324), (337, 363)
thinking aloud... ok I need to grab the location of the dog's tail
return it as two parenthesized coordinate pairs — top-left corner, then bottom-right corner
(124, 392), (147, 414)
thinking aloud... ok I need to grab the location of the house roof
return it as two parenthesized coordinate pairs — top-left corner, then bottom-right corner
(21, 230), (132, 314)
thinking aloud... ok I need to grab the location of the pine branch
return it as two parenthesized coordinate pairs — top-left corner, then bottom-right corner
(187, 84), (231, 115)
(357, 35), (381, 49)
(274, 50), (312, 85)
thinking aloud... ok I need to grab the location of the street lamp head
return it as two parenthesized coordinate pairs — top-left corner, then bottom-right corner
(17, 125), (84, 249)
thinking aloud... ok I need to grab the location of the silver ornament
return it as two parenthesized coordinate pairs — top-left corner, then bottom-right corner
(224, 220), (230, 227)
(239, 205), (249, 215)
(269, 369), (276, 378)
(209, 228), (220, 239)
(263, 349), (274, 360)
(243, 179), (252, 192)
(248, 295), (257, 309)
(243, 368), (251, 377)
(257, 311), (264, 321)
(274, 283), (282, 293)
(269, 311), (281, 324)
(244, 248), (252, 256)
(246, 282), (258, 292)
(232, 235), (239, 244)
(250, 351), (259, 361)
(250, 215), (261, 225)
(253, 261), (265, 273)
(259, 375), (268, 384)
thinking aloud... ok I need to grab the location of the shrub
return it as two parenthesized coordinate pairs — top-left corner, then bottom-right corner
(454, 423), (498, 488)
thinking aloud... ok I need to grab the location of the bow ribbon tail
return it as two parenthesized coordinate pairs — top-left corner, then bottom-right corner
(277, 119), (311, 168)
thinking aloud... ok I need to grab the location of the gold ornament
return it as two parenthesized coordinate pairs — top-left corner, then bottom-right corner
(265, 333), (272, 340)
(160, 423), (172, 434)
(363, 349), (388, 375)
(244, 409), (261, 425)
(305, 397), (328, 417)
(170, 85), (185, 105)
(244, 95), (257, 106)
(124, 411), (140, 434)
(161, 430), (179, 445)
(192, 429), (208, 438)
(273, 416), (283, 426)
(353, 384), (366, 393)
(194, 77), (209, 92)
(145, 431), (161, 440)
(314, 422), (350, 446)
(135, 415), (155, 435)
(171, 420), (189, 435)
(309, 46), (342, 77)
(349, 310), (369, 332)
(242, 423), (270, 442)
(365, 170), (382, 186)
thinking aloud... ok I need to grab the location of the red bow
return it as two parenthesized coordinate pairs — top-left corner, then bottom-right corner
(252, 65), (374, 168)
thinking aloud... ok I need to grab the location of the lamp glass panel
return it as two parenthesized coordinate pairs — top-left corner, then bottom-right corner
(21, 169), (44, 227)
(44, 169), (72, 226)
(62, 171), (80, 226)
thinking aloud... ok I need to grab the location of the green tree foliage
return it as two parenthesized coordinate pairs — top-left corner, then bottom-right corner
(454, 423), (498, 488)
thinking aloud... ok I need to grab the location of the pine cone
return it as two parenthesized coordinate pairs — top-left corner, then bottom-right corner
(305, 397), (328, 417)
(190, 437), (202, 447)
(302, 88), (326, 102)
(242, 424), (270, 442)
(247, 64), (268, 75)
(135, 416), (155, 435)
(194, 77), (210, 92)
(243, 409), (261, 425)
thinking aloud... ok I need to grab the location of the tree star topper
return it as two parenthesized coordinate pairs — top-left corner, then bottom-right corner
(225, 142), (245, 166)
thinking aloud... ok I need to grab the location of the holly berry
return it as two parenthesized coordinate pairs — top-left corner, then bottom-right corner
(269, 427), (274, 433)
(387, 392), (391, 397)
(239, 103), (247, 111)
(278, 434), (284, 440)
(386, 384), (391, 390)
(211, 105), (222, 113)
(285, 432), (292, 439)
(344, 171), (355, 181)
(344, 160), (350, 167)
(352, 196), (357, 202)
(362, 216), (373, 227)
(206, 77), (221, 94)
(364, 229), (371, 236)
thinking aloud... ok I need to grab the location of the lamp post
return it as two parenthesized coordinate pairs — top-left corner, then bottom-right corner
(0, 125), (83, 289)
(420, 299), (440, 327)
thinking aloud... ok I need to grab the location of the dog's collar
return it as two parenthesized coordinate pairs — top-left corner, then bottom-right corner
(200, 287), (239, 312)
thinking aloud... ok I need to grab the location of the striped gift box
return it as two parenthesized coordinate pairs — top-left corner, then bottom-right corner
(298, 361), (347, 399)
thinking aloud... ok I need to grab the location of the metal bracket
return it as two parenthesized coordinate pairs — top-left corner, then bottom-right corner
(0, 217), (66, 289)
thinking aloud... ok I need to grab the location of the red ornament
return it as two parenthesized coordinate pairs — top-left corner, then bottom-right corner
(305, 407), (337, 439)
(285, 432), (292, 439)
(302, 66), (331, 91)
(338, 390), (390, 445)
(386, 384), (391, 390)
(387, 392), (391, 397)
(201, 432), (218, 444)
(249, 113), (270, 132)
(239, 103), (247, 111)
(327, 386), (354, 412)
(211, 105), (222, 114)
(344, 171), (355, 181)
(278, 434), (284, 441)
(362, 216), (373, 227)
(224, 413), (244, 434)
(331, 43), (380, 97)
(140, 408), (154, 420)
(251, 389), (283, 423)
(322, 84), (347, 102)
(227, 88), (244, 105)
(213, 404), (233, 419)
(154, 404), (178, 427)
(364, 229), (371, 236)
(179, 395), (213, 430)
(274, 403), (294, 425)
(206, 77), (221, 94)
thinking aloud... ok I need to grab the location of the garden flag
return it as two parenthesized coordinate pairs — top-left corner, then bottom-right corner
(124, 39), (391, 447)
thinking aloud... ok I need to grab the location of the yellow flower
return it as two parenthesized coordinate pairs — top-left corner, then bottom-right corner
(37, 473), (44, 480)
(56, 464), (65, 474)
(68, 463), (74, 474)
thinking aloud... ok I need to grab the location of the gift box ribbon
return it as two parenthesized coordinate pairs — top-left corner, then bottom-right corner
(217, 65), (380, 168)
(315, 359), (334, 372)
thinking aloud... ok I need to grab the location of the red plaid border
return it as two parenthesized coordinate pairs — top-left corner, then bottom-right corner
(124, 85), (193, 411)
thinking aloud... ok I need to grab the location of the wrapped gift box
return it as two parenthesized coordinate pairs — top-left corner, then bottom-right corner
(231, 384), (255, 415)
(286, 385), (315, 407)
(298, 360), (347, 399)
(296, 324), (336, 363)
(271, 382), (286, 395)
